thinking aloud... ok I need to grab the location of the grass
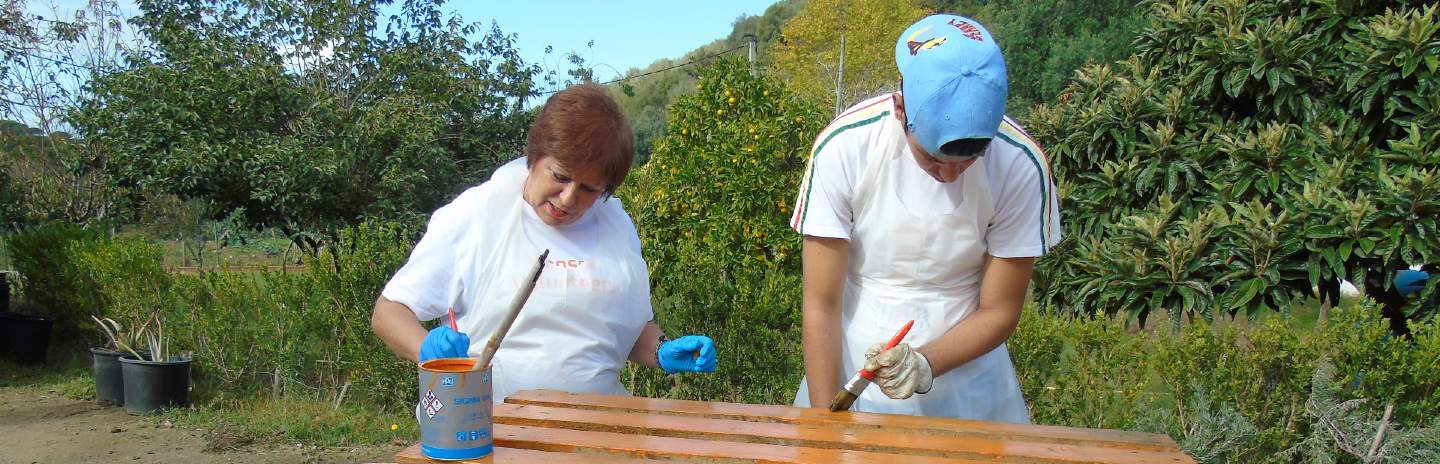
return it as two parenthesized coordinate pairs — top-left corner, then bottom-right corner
(0, 357), (93, 400)
(0, 348), (415, 448)
(166, 394), (418, 449)
(159, 236), (295, 271)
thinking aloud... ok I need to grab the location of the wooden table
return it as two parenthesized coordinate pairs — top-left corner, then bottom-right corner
(393, 389), (1195, 463)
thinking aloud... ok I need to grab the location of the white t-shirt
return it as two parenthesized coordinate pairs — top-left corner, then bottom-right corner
(790, 93), (1061, 258)
(382, 158), (644, 322)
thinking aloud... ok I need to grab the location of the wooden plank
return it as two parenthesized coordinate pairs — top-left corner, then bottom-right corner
(393, 442), (656, 463)
(495, 403), (1192, 464)
(506, 389), (1182, 453)
(493, 423), (987, 463)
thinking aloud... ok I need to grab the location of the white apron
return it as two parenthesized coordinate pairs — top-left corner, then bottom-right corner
(457, 175), (652, 403)
(794, 141), (1030, 423)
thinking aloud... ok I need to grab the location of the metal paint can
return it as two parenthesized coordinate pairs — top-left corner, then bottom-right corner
(417, 358), (493, 460)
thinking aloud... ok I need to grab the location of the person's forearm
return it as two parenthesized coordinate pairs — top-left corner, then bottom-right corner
(919, 255), (1032, 376)
(801, 236), (850, 406)
(628, 321), (664, 369)
(917, 307), (1019, 376)
(371, 296), (428, 363)
(802, 302), (844, 405)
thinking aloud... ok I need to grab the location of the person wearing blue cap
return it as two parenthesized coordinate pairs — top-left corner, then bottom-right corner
(788, 14), (1060, 422)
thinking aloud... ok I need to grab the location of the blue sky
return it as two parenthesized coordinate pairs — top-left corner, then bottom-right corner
(13, 1), (779, 123)
(27, 0), (779, 79)
(447, 2), (779, 81)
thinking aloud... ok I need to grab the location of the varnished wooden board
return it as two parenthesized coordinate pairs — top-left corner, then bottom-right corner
(393, 442), (659, 463)
(495, 402), (1192, 464)
(506, 389), (1183, 453)
(494, 423), (988, 463)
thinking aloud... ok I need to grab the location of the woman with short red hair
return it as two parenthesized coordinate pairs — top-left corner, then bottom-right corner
(371, 84), (717, 404)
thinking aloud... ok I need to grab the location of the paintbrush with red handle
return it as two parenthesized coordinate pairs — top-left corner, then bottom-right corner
(828, 320), (915, 412)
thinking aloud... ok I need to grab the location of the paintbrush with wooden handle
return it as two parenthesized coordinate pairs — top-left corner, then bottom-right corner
(475, 249), (549, 371)
(828, 320), (914, 412)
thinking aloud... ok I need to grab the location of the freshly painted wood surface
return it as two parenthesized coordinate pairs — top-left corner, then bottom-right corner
(393, 444), (657, 463)
(508, 389), (1183, 452)
(392, 389), (1197, 463)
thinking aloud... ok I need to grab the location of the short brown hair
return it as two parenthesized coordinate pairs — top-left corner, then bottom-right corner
(525, 84), (635, 194)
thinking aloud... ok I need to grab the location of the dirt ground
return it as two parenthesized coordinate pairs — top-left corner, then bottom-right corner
(0, 388), (407, 464)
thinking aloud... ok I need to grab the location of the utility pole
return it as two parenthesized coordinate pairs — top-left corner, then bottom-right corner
(835, 0), (846, 115)
(745, 34), (758, 76)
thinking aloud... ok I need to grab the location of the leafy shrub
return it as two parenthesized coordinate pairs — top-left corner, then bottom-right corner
(1010, 302), (1440, 462)
(926, 0), (1153, 112)
(1281, 360), (1440, 463)
(50, 223), (1440, 458)
(5, 222), (105, 342)
(70, 220), (420, 410)
(1029, 0), (1440, 325)
(620, 58), (825, 404)
(624, 264), (805, 405)
(1010, 309), (1161, 431)
(304, 220), (420, 409)
(626, 58), (825, 280)
(70, 233), (171, 350)
(169, 271), (305, 393)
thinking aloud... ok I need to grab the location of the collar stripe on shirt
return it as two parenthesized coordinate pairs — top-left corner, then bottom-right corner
(792, 106), (892, 234)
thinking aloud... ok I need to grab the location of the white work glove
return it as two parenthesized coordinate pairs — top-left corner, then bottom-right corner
(863, 342), (933, 399)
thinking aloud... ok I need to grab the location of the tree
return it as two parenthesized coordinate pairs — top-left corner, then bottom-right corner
(770, 0), (927, 112)
(924, 0), (1151, 112)
(1028, 0), (1440, 330)
(621, 58), (827, 403)
(611, 0), (804, 164)
(70, 0), (541, 248)
(0, 1), (126, 228)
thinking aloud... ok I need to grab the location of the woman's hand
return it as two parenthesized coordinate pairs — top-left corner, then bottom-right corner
(419, 326), (471, 362)
(658, 335), (717, 373)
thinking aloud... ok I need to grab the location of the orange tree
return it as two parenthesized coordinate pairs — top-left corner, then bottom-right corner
(619, 58), (827, 403)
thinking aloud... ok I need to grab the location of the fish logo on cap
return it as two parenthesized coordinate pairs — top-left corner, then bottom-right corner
(905, 26), (947, 56)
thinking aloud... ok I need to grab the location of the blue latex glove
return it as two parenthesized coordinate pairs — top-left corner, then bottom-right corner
(658, 335), (717, 374)
(419, 326), (470, 362)
(1395, 270), (1430, 296)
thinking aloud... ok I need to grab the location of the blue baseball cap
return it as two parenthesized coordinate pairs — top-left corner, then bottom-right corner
(895, 14), (1008, 159)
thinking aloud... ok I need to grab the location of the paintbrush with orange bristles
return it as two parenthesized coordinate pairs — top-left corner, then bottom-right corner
(828, 320), (914, 412)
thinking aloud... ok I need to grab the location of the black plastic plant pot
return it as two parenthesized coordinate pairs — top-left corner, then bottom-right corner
(120, 355), (191, 415)
(0, 313), (52, 365)
(91, 348), (128, 406)
(1, 272), (10, 314)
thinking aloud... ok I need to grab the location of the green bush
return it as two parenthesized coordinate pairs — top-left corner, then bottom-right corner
(169, 271), (311, 393)
(303, 220), (420, 409)
(624, 264), (805, 405)
(626, 58), (826, 278)
(1029, 0), (1440, 324)
(70, 220), (420, 411)
(70, 233), (171, 351)
(48, 223), (1440, 458)
(1011, 309), (1161, 431)
(926, 0), (1152, 112)
(5, 222), (105, 343)
(620, 58), (825, 404)
(1010, 302), (1440, 462)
